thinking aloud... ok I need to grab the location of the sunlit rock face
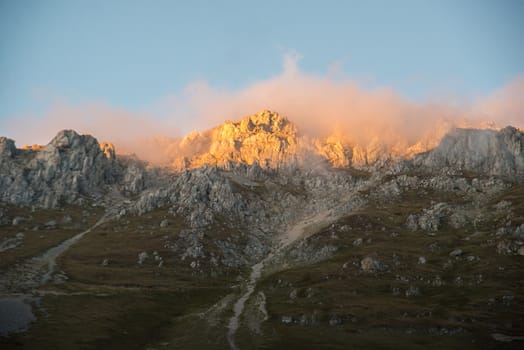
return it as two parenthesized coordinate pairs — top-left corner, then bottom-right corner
(20, 144), (45, 151)
(1, 110), (522, 210)
(162, 110), (465, 170)
(99, 141), (116, 160)
(169, 110), (300, 169)
(312, 135), (353, 168)
(310, 119), (461, 169)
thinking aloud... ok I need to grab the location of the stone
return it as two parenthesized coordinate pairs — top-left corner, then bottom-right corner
(405, 285), (420, 297)
(496, 240), (513, 255)
(60, 215), (73, 224)
(281, 316), (293, 324)
(328, 315), (343, 326)
(0, 232), (24, 252)
(518, 246), (524, 256)
(360, 256), (380, 272)
(138, 251), (149, 265)
(449, 249), (463, 257)
(418, 256), (427, 264)
(160, 219), (169, 228)
(502, 295), (514, 306)
(289, 289), (298, 299)
(12, 216), (29, 226)
(44, 220), (57, 229)
(432, 276), (443, 287)
(406, 214), (418, 231)
(514, 224), (524, 238)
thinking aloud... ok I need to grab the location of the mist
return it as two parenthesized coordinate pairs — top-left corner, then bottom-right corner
(4, 54), (523, 163)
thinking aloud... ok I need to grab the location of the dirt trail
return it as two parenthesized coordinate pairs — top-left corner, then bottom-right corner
(224, 170), (379, 350)
(0, 213), (113, 336)
(0, 214), (110, 294)
(226, 210), (333, 350)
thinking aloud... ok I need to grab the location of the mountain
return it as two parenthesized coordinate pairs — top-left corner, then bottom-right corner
(0, 130), (148, 208)
(1, 110), (522, 210)
(1, 111), (523, 349)
(139, 110), (521, 173)
(415, 126), (524, 177)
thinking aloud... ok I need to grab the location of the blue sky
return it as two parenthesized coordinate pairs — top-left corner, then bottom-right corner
(1, 0), (523, 140)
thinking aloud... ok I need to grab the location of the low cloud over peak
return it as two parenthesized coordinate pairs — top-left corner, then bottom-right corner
(3, 53), (523, 163)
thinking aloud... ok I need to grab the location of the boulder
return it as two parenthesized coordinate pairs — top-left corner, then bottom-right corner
(360, 256), (380, 272)
(449, 249), (463, 257)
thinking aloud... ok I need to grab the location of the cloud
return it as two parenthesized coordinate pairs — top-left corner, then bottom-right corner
(157, 52), (523, 146)
(3, 52), (523, 164)
(473, 77), (524, 128)
(4, 101), (180, 153)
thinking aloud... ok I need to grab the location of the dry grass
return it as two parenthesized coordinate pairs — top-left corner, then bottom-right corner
(2, 182), (524, 349)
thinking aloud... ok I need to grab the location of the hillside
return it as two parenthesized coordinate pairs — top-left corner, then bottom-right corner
(1, 110), (523, 349)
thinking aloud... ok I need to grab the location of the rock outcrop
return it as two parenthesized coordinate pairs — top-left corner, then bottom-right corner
(414, 127), (524, 178)
(0, 130), (119, 207)
(0, 111), (522, 212)
(159, 110), (498, 171)
(2, 110), (524, 348)
(170, 110), (300, 169)
(0, 137), (17, 161)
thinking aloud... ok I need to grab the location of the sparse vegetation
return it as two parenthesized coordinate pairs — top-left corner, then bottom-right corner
(1, 118), (524, 349)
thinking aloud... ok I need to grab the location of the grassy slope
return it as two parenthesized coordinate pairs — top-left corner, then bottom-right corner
(1, 183), (523, 349)
(0, 204), (102, 269)
(1, 207), (234, 349)
(253, 185), (524, 349)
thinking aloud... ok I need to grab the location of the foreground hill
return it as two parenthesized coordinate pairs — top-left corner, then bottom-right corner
(1, 110), (523, 349)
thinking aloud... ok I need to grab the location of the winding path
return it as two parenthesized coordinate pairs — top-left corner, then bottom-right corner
(0, 215), (110, 294)
(226, 210), (333, 350)
(0, 213), (113, 336)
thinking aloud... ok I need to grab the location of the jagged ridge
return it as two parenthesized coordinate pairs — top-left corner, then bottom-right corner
(0, 110), (523, 210)
(0, 130), (145, 207)
(159, 110), (523, 173)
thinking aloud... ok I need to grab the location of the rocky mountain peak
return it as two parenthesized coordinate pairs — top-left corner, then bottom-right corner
(1, 112), (523, 210)
(48, 129), (86, 148)
(234, 109), (295, 135)
(171, 110), (300, 169)
(0, 130), (120, 207)
(414, 126), (524, 177)
(163, 111), (524, 172)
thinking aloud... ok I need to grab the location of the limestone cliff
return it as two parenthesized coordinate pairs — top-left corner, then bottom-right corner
(169, 110), (299, 169)
(0, 130), (121, 207)
(162, 110), (455, 170)
(414, 126), (524, 178)
(1, 111), (522, 210)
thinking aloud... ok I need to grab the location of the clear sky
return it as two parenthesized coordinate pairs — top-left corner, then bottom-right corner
(1, 0), (523, 141)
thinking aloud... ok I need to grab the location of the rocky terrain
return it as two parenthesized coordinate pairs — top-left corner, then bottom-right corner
(0, 110), (523, 349)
